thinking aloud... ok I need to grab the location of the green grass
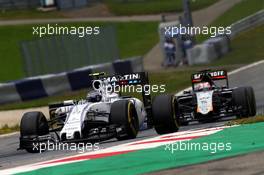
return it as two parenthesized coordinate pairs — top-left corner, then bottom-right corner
(0, 0), (263, 110)
(0, 90), (125, 111)
(0, 22), (262, 111)
(148, 24), (264, 95)
(0, 0), (220, 19)
(209, 25), (264, 66)
(0, 8), (64, 20)
(210, 0), (264, 27)
(0, 124), (19, 135)
(0, 66), (233, 111)
(194, 0), (264, 66)
(197, 0), (264, 42)
(116, 22), (158, 58)
(0, 21), (158, 82)
(150, 70), (192, 94)
(104, 0), (220, 16)
(226, 116), (264, 126)
(0, 69), (194, 111)
(0, 90), (88, 111)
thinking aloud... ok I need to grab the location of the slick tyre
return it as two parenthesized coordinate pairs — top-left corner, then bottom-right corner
(152, 94), (180, 134)
(110, 100), (139, 140)
(20, 112), (49, 153)
(232, 87), (250, 118)
(245, 86), (256, 117)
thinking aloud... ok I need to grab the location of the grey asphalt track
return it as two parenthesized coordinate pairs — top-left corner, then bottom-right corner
(229, 62), (264, 112)
(0, 120), (229, 170)
(0, 61), (263, 172)
(147, 61), (264, 175)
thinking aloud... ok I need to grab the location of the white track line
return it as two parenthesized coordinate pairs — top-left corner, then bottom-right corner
(0, 132), (18, 138)
(2, 60), (263, 174)
(0, 126), (229, 175)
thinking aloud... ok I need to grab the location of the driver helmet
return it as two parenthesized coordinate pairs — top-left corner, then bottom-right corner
(195, 82), (212, 91)
(86, 91), (102, 102)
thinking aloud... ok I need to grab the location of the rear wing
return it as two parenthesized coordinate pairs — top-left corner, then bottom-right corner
(104, 72), (151, 105)
(191, 70), (229, 89)
(89, 72), (149, 86)
(90, 72), (152, 115)
(103, 72), (149, 86)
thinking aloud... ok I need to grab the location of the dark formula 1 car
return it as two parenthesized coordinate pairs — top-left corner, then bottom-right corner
(170, 70), (255, 126)
(19, 72), (179, 153)
(177, 70), (256, 125)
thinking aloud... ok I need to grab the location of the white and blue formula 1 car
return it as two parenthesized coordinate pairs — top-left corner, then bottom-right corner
(19, 72), (179, 153)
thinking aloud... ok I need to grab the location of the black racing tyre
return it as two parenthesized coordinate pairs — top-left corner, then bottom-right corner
(245, 86), (256, 117)
(20, 112), (49, 153)
(110, 100), (139, 140)
(232, 87), (249, 118)
(152, 94), (180, 135)
(20, 112), (49, 136)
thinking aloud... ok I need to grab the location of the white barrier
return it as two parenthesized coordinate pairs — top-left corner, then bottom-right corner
(187, 10), (264, 65)
(0, 57), (143, 104)
(204, 35), (230, 57)
(230, 10), (264, 39)
(187, 44), (218, 65)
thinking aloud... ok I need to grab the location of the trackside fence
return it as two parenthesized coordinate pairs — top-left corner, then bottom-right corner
(187, 10), (264, 65)
(21, 26), (120, 77)
(0, 0), (40, 10)
(0, 57), (143, 104)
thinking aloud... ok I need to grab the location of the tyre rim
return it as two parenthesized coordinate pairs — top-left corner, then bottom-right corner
(127, 102), (137, 135)
(172, 96), (179, 128)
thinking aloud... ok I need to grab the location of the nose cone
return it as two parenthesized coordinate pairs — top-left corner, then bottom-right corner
(196, 91), (214, 115)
